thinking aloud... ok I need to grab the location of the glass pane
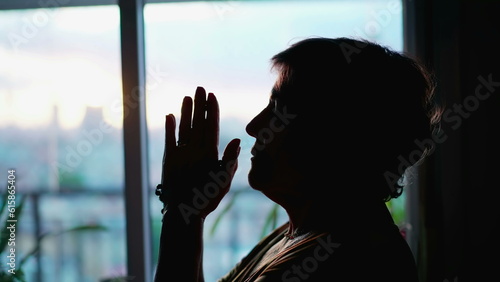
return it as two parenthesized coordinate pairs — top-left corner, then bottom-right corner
(0, 6), (127, 282)
(145, 0), (403, 280)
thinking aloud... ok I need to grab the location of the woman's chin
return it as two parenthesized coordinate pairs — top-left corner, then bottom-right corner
(247, 170), (270, 192)
(247, 172), (262, 191)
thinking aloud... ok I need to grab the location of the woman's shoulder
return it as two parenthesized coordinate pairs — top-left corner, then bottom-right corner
(258, 224), (419, 282)
(217, 222), (290, 282)
(220, 222), (419, 282)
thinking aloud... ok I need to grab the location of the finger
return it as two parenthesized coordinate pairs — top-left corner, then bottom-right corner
(206, 92), (220, 159)
(178, 96), (193, 145)
(222, 138), (241, 174)
(165, 114), (177, 155)
(163, 114), (176, 183)
(192, 86), (207, 146)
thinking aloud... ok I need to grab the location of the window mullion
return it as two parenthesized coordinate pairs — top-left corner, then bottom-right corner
(119, 0), (152, 281)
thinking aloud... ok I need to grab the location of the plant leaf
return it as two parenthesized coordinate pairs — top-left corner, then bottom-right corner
(208, 189), (242, 238)
(260, 204), (280, 239)
(19, 224), (107, 267)
(0, 191), (9, 217)
(0, 195), (25, 254)
(56, 224), (108, 235)
(13, 267), (26, 282)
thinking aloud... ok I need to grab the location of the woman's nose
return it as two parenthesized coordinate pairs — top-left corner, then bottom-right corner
(246, 108), (267, 138)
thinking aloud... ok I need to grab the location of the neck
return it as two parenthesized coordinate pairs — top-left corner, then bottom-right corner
(280, 197), (395, 235)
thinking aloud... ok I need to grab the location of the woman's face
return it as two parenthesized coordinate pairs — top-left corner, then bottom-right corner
(245, 83), (302, 197)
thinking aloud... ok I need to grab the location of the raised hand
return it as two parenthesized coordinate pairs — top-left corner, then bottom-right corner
(157, 86), (241, 223)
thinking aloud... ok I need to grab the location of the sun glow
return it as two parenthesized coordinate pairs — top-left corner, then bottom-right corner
(0, 6), (122, 130)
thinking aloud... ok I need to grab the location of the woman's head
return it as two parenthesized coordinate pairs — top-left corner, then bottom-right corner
(247, 37), (442, 202)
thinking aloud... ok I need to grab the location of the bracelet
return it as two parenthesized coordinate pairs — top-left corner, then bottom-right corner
(155, 184), (168, 215)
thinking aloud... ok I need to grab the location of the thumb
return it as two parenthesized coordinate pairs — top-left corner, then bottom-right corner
(222, 138), (241, 173)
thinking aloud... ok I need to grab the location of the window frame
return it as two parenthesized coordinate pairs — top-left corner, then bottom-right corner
(0, 1), (419, 281)
(1, 0), (154, 280)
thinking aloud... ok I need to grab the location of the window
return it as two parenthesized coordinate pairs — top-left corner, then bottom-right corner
(0, 5), (126, 282)
(0, 1), (405, 281)
(144, 1), (404, 280)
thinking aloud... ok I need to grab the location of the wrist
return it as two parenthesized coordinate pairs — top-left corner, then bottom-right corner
(162, 204), (205, 226)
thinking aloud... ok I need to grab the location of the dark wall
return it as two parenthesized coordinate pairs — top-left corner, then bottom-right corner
(408, 0), (500, 281)
(458, 2), (500, 281)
